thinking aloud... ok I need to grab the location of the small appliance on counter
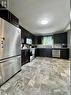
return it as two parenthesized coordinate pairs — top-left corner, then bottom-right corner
(61, 44), (67, 48)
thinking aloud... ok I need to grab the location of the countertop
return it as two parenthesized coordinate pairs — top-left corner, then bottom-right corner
(21, 47), (69, 50)
(21, 48), (36, 50)
(36, 48), (69, 50)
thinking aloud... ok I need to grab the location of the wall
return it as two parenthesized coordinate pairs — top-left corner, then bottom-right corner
(67, 30), (71, 60)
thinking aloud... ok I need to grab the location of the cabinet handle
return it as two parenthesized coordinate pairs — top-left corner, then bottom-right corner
(2, 37), (5, 40)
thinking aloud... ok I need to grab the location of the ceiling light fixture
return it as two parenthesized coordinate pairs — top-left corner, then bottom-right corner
(41, 19), (48, 25)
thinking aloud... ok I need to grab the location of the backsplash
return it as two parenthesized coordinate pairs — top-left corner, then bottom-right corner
(37, 45), (52, 48)
(53, 44), (62, 48)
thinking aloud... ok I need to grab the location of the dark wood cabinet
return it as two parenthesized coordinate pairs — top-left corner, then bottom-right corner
(60, 49), (69, 59)
(37, 36), (42, 44)
(9, 13), (19, 27)
(20, 25), (34, 44)
(32, 33), (67, 45)
(0, 9), (10, 21)
(32, 36), (42, 44)
(53, 32), (67, 45)
(35, 48), (52, 57)
(35, 48), (69, 59)
(0, 6), (19, 27)
(21, 49), (30, 66)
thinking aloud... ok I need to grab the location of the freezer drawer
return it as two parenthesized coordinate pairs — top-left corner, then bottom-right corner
(12, 56), (21, 74)
(0, 56), (21, 85)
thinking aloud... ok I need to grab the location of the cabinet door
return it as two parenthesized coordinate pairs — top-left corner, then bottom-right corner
(0, 9), (10, 22)
(24, 50), (30, 63)
(0, 9), (19, 27)
(53, 32), (67, 44)
(46, 49), (52, 57)
(21, 50), (30, 65)
(60, 49), (69, 59)
(10, 13), (19, 27)
(36, 49), (52, 57)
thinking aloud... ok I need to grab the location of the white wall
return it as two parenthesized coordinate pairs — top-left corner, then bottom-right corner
(68, 30), (71, 60)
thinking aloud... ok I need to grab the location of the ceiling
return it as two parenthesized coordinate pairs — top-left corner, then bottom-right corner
(9, 0), (70, 35)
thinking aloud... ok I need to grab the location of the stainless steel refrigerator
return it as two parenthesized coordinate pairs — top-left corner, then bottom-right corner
(0, 18), (21, 85)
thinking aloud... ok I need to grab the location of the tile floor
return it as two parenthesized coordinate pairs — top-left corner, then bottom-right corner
(0, 57), (70, 95)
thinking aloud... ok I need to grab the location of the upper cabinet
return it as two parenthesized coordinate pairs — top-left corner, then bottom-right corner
(0, 4), (19, 27)
(34, 36), (42, 44)
(20, 26), (32, 38)
(53, 32), (67, 44)
(33, 33), (67, 45)
(19, 25), (34, 44)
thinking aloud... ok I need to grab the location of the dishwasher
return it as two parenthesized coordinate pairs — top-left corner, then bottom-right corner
(52, 50), (60, 58)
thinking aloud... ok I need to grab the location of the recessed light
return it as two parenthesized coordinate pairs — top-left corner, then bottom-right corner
(41, 19), (48, 25)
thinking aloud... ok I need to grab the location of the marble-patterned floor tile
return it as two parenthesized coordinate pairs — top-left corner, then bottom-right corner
(0, 57), (70, 95)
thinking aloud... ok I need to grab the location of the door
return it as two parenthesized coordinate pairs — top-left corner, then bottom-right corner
(0, 18), (21, 60)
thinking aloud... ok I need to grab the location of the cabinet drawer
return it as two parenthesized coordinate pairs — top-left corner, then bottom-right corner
(1, 59), (14, 82)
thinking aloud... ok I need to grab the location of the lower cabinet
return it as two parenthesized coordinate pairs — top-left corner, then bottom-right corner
(21, 49), (30, 66)
(60, 49), (69, 59)
(35, 48), (69, 60)
(35, 48), (52, 57)
(0, 56), (21, 86)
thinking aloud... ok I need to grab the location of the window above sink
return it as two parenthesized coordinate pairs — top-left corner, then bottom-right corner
(42, 36), (53, 46)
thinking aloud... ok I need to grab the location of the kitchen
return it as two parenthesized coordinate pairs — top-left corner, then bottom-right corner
(0, 0), (71, 95)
